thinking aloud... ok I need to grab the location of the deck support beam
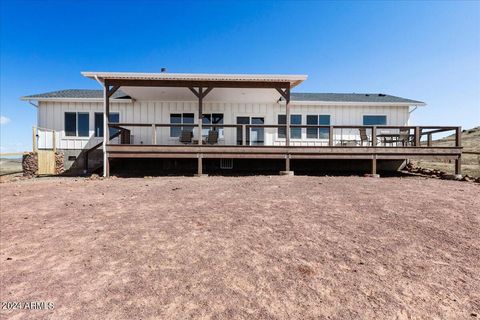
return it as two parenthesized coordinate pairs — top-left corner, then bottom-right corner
(371, 155), (377, 175)
(280, 85), (292, 174)
(103, 84), (120, 177)
(189, 87), (214, 176)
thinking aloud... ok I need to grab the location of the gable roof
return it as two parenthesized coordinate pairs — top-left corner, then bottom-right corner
(21, 89), (425, 105)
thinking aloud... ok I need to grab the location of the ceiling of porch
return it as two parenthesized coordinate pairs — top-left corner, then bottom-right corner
(120, 87), (283, 103)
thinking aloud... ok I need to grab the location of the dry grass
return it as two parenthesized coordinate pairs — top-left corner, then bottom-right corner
(1, 175), (479, 319)
(415, 127), (480, 177)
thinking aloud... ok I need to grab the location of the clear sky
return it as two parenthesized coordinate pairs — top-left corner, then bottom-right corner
(1, 0), (479, 152)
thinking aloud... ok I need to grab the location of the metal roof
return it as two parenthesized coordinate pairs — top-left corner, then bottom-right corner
(21, 89), (130, 100)
(290, 92), (424, 105)
(81, 72), (308, 87)
(22, 89), (424, 105)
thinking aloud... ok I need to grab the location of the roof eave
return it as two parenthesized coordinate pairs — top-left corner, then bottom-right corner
(289, 100), (426, 106)
(81, 71), (308, 87)
(20, 97), (133, 103)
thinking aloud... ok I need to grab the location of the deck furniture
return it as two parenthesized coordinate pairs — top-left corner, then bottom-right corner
(205, 130), (219, 145)
(377, 131), (414, 146)
(179, 130), (193, 144)
(359, 128), (369, 146)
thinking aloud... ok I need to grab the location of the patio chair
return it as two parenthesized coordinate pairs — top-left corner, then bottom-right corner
(179, 130), (193, 144)
(398, 129), (412, 146)
(359, 128), (370, 146)
(205, 129), (219, 144)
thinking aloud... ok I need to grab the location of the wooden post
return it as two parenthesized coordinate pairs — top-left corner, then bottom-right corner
(328, 126), (333, 146)
(284, 86), (291, 172)
(242, 125), (247, 146)
(414, 126), (421, 147)
(372, 126), (377, 147)
(152, 124), (157, 145)
(32, 127), (38, 152)
(285, 99), (290, 147)
(427, 133), (432, 147)
(52, 130), (57, 152)
(371, 155), (377, 175)
(197, 155), (203, 176)
(455, 126), (462, 175)
(455, 127), (462, 147)
(103, 85), (110, 177)
(455, 155), (462, 175)
(198, 87), (203, 146)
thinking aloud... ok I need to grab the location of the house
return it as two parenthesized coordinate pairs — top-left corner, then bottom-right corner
(21, 72), (462, 176)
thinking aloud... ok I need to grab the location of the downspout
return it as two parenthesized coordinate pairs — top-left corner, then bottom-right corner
(408, 105), (419, 126)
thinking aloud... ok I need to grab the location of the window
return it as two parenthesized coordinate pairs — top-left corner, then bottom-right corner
(94, 112), (119, 137)
(291, 115), (301, 139)
(65, 112), (77, 136)
(170, 113), (194, 137)
(236, 116), (264, 145)
(363, 115), (386, 126)
(202, 113), (224, 138)
(307, 115), (330, 139)
(65, 112), (89, 137)
(278, 114), (302, 139)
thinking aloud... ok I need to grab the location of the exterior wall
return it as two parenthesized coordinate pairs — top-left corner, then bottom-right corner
(37, 100), (410, 150)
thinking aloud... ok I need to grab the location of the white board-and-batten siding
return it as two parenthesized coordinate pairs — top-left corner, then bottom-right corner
(37, 100), (410, 150)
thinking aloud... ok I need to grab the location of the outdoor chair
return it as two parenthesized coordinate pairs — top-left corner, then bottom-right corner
(359, 128), (370, 146)
(179, 130), (193, 144)
(398, 129), (413, 146)
(205, 129), (219, 144)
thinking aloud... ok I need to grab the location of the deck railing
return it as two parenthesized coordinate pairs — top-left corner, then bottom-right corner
(108, 123), (462, 148)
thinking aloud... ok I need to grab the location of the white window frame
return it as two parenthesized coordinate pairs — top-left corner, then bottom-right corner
(306, 114), (331, 140)
(64, 111), (90, 139)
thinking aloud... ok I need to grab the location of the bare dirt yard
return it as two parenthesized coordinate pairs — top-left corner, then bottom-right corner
(1, 175), (479, 319)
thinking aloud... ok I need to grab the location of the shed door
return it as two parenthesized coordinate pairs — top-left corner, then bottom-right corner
(37, 150), (55, 175)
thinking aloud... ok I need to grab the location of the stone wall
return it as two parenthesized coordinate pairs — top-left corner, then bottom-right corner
(22, 151), (65, 176)
(55, 152), (65, 174)
(22, 152), (38, 177)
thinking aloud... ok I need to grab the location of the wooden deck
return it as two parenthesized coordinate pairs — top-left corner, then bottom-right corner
(99, 124), (463, 176)
(107, 144), (462, 160)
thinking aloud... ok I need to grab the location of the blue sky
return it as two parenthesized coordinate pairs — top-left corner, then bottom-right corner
(1, 0), (479, 152)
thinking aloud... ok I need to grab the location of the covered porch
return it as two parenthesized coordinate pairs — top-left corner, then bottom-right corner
(81, 72), (462, 177)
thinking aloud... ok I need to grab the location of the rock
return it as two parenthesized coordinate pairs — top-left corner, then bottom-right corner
(442, 174), (463, 181)
(55, 152), (65, 174)
(22, 152), (38, 177)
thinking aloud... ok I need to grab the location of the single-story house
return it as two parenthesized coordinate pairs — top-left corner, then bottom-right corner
(21, 72), (462, 176)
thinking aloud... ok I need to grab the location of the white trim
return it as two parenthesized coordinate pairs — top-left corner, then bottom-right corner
(81, 71), (308, 87)
(64, 111), (90, 139)
(287, 101), (426, 107)
(21, 97), (133, 103)
(23, 97), (424, 107)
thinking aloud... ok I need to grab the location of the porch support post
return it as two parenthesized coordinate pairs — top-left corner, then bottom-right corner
(103, 84), (110, 177)
(371, 155), (377, 175)
(198, 87), (203, 146)
(189, 86), (213, 176)
(285, 86), (291, 173)
(102, 82), (120, 177)
(277, 84), (293, 175)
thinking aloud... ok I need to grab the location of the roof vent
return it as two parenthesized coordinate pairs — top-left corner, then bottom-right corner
(161, 68), (167, 73)
(378, 93), (386, 97)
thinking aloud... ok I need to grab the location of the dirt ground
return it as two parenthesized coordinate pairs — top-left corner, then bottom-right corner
(0, 175), (479, 319)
